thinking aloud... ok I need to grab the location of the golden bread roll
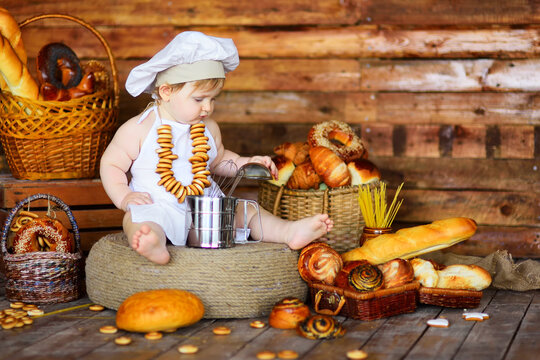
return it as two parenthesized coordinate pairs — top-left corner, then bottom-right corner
(378, 258), (414, 288)
(274, 141), (310, 165)
(342, 217), (477, 265)
(436, 264), (492, 291)
(286, 161), (321, 190)
(410, 258), (439, 287)
(268, 297), (310, 329)
(297, 242), (343, 285)
(309, 146), (351, 188)
(116, 289), (204, 333)
(347, 159), (381, 186)
(268, 155), (295, 187)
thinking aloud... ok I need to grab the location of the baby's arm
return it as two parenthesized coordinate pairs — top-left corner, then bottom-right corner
(100, 116), (153, 211)
(206, 118), (277, 179)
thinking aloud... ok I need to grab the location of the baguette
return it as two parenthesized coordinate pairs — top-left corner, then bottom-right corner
(0, 7), (27, 90)
(342, 217), (477, 265)
(0, 34), (39, 99)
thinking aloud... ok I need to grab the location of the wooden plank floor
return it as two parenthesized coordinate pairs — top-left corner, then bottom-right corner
(1, 273), (538, 360)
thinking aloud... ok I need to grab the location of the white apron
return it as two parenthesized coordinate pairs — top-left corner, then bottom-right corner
(128, 106), (222, 245)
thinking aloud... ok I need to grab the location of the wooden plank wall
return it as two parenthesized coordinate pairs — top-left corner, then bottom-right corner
(2, 1), (539, 258)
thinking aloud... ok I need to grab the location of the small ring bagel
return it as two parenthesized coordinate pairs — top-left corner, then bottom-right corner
(37, 42), (82, 90)
(308, 120), (367, 162)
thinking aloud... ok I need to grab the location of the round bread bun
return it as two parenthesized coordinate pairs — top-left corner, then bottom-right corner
(268, 155), (295, 187)
(347, 159), (381, 186)
(116, 289), (204, 333)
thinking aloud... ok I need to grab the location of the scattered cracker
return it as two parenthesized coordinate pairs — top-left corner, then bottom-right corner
(213, 326), (231, 335)
(427, 318), (450, 328)
(257, 350), (276, 359)
(10, 302), (24, 309)
(99, 325), (118, 334)
(114, 336), (132, 345)
(178, 344), (199, 354)
(89, 304), (105, 312)
(144, 331), (163, 340)
(346, 349), (368, 360)
(27, 309), (44, 316)
(250, 320), (266, 329)
(278, 349), (299, 359)
(462, 312), (489, 321)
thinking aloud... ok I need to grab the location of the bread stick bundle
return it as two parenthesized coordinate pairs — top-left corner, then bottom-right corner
(342, 217), (477, 265)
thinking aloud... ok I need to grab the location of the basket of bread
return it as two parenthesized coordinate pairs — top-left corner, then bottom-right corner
(0, 10), (118, 180)
(1, 193), (82, 304)
(258, 120), (380, 252)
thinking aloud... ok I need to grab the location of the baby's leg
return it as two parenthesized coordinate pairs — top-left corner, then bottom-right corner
(123, 211), (170, 264)
(236, 205), (333, 250)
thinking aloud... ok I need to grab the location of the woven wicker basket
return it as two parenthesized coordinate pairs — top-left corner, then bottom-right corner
(258, 181), (365, 252)
(1, 193), (83, 304)
(309, 281), (419, 321)
(0, 14), (119, 180)
(418, 286), (483, 308)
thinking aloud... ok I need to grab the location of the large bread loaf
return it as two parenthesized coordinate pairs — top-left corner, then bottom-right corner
(0, 34), (39, 99)
(0, 7), (28, 91)
(342, 217), (477, 265)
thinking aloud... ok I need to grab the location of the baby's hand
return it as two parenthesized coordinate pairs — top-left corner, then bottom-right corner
(120, 192), (153, 211)
(246, 155), (278, 180)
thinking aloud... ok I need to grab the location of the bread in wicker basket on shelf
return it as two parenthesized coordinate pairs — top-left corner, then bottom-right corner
(0, 12), (119, 180)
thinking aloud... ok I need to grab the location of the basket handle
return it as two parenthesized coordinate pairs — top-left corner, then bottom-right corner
(272, 185), (285, 216)
(1, 193), (81, 256)
(314, 289), (346, 316)
(19, 13), (119, 108)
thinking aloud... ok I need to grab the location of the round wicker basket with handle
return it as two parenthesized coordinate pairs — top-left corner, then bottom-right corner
(1, 193), (83, 304)
(0, 13), (119, 180)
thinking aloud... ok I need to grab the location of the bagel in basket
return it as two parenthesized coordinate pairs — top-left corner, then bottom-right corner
(116, 289), (204, 332)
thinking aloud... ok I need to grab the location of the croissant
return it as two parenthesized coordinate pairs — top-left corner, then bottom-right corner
(274, 141), (310, 165)
(297, 242), (343, 285)
(309, 146), (350, 188)
(268, 155), (295, 187)
(286, 161), (321, 190)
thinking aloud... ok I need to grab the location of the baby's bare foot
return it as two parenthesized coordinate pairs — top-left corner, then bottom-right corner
(131, 224), (170, 264)
(286, 214), (334, 250)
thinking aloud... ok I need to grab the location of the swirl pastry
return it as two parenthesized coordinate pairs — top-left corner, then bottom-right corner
(297, 314), (346, 340)
(348, 263), (383, 292)
(297, 242), (343, 285)
(334, 260), (369, 290)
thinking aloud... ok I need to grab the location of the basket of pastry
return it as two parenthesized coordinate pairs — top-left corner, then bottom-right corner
(258, 120), (381, 252)
(298, 242), (419, 321)
(0, 10), (118, 180)
(1, 193), (82, 304)
(410, 258), (492, 308)
(340, 216), (488, 309)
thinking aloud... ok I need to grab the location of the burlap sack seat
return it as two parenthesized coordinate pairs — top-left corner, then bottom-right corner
(85, 233), (307, 318)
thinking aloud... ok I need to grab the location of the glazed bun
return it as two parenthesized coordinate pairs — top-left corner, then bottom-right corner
(268, 155), (295, 187)
(116, 289), (204, 332)
(334, 260), (369, 290)
(347, 159), (381, 186)
(297, 242), (343, 285)
(269, 297), (310, 329)
(410, 258), (439, 288)
(378, 258), (414, 289)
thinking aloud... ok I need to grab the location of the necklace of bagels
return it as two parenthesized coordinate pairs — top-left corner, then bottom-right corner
(155, 123), (212, 203)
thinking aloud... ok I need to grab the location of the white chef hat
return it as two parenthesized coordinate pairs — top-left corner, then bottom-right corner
(125, 31), (239, 97)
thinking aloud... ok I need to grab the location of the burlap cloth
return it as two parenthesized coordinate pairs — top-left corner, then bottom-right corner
(85, 233), (307, 318)
(422, 250), (540, 291)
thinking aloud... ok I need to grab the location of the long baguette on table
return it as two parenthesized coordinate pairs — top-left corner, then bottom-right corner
(342, 217), (477, 265)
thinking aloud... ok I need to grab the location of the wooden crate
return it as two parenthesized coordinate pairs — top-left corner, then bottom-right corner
(0, 174), (123, 253)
